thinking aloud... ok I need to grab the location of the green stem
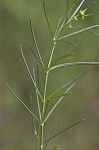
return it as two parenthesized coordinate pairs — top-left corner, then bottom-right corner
(39, 40), (57, 150)
(40, 123), (44, 150)
(40, 72), (48, 150)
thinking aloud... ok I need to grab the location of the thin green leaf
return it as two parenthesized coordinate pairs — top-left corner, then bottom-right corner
(48, 68), (91, 98)
(30, 96), (39, 150)
(43, 0), (53, 37)
(67, 0), (85, 23)
(66, 0), (70, 21)
(50, 62), (99, 70)
(33, 68), (41, 120)
(37, 65), (40, 89)
(49, 53), (74, 68)
(44, 125), (57, 150)
(73, 24), (99, 37)
(29, 43), (44, 67)
(58, 39), (77, 47)
(54, 18), (63, 38)
(44, 84), (75, 123)
(46, 92), (71, 102)
(37, 65), (41, 97)
(58, 24), (99, 40)
(6, 83), (39, 122)
(29, 17), (45, 68)
(68, 4), (75, 15)
(45, 119), (85, 143)
(57, 17), (66, 35)
(30, 95), (38, 139)
(20, 45), (42, 100)
(56, 3), (73, 36)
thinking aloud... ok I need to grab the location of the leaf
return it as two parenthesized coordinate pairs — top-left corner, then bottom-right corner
(29, 17), (45, 68)
(56, 17), (66, 35)
(68, 4), (75, 15)
(73, 24), (99, 37)
(33, 68), (41, 120)
(29, 43), (44, 67)
(46, 92), (71, 102)
(49, 53), (74, 68)
(43, 0), (53, 37)
(44, 125), (57, 150)
(48, 68), (91, 98)
(66, 0), (70, 20)
(50, 61), (99, 70)
(58, 39), (77, 47)
(44, 84), (75, 123)
(30, 95), (38, 139)
(54, 18), (63, 38)
(58, 24), (99, 40)
(20, 45), (42, 100)
(37, 64), (41, 91)
(6, 83), (39, 122)
(45, 119), (85, 143)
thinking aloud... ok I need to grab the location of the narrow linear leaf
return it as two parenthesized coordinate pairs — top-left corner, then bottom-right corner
(44, 84), (75, 123)
(44, 125), (57, 150)
(50, 53), (74, 68)
(20, 45), (42, 100)
(37, 65), (40, 89)
(68, 4), (75, 15)
(29, 17), (45, 68)
(58, 24), (99, 40)
(73, 24), (99, 37)
(58, 39), (77, 47)
(45, 119), (85, 143)
(6, 83), (39, 122)
(46, 92), (71, 102)
(29, 43), (44, 67)
(54, 18), (63, 38)
(30, 95), (38, 139)
(67, 0), (85, 23)
(57, 17), (67, 35)
(51, 62), (99, 70)
(66, 0), (70, 20)
(43, 0), (53, 37)
(48, 67), (91, 98)
(33, 68), (41, 120)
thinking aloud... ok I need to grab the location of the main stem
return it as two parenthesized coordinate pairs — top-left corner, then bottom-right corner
(40, 40), (56, 150)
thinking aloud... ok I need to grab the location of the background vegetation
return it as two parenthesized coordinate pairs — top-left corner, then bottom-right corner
(0, 0), (99, 149)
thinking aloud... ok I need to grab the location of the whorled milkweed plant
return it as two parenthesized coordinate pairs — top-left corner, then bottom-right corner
(6, 0), (99, 150)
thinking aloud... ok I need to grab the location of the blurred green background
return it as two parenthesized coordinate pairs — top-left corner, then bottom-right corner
(0, 0), (99, 150)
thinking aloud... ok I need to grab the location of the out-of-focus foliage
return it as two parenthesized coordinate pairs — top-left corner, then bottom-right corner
(0, 0), (99, 150)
